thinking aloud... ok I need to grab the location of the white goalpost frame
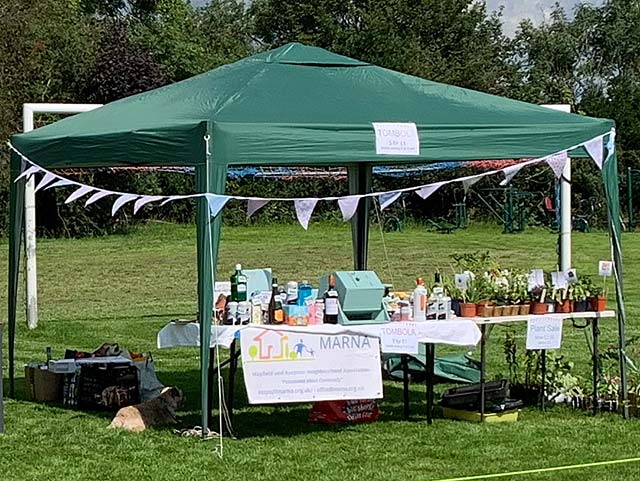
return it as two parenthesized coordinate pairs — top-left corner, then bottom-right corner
(22, 103), (102, 329)
(542, 104), (572, 271)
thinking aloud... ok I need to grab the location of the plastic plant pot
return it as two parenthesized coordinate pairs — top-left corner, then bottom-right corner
(591, 296), (606, 312)
(555, 299), (573, 313)
(530, 302), (547, 315)
(460, 302), (477, 317)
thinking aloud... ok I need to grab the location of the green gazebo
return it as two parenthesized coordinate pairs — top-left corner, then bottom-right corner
(7, 43), (626, 433)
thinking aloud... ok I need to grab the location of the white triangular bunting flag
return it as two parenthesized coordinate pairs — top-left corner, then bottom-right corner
(294, 198), (318, 230)
(499, 164), (525, 186)
(111, 194), (138, 216)
(247, 199), (270, 218)
(546, 152), (568, 178)
(605, 130), (616, 165)
(206, 194), (230, 218)
(133, 195), (164, 214)
(34, 172), (57, 192)
(337, 196), (360, 222)
(461, 175), (483, 192)
(45, 178), (75, 190)
(416, 182), (444, 200)
(65, 185), (93, 204)
(161, 195), (188, 206)
(379, 191), (401, 210)
(15, 165), (41, 182)
(85, 190), (113, 206)
(584, 137), (604, 170)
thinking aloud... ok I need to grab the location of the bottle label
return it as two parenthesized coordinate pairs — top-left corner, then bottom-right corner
(274, 310), (284, 324)
(237, 284), (247, 292)
(325, 298), (339, 315)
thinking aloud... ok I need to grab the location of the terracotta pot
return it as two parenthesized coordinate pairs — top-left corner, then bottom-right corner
(530, 302), (547, 315)
(555, 299), (573, 313)
(519, 304), (530, 316)
(591, 296), (606, 312)
(477, 304), (494, 317)
(460, 302), (477, 317)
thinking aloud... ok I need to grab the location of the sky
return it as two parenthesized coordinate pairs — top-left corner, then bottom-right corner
(191, 0), (604, 37)
(485, 0), (604, 36)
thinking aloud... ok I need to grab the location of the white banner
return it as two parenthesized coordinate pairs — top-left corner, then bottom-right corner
(380, 322), (419, 354)
(240, 327), (382, 404)
(372, 122), (419, 156)
(526, 316), (563, 350)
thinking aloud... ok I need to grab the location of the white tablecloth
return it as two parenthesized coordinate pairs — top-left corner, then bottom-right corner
(157, 320), (481, 350)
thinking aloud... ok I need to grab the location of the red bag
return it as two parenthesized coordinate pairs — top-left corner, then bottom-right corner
(308, 399), (379, 424)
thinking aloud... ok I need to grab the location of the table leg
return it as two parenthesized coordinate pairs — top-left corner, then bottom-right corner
(425, 343), (435, 425)
(402, 354), (410, 420)
(592, 318), (599, 415)
(540, 349), (546, 411)
(480, 324), (486, 422)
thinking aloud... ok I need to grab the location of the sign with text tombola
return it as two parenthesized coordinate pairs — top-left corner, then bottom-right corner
(372, 122), (420, 156)
(240, 328), (382, 404)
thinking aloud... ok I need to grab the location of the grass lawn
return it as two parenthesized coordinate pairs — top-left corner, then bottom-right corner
(2, 221), (640, 481)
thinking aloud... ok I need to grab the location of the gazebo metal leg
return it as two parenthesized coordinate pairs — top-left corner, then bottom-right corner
(402, 354), (409, 420)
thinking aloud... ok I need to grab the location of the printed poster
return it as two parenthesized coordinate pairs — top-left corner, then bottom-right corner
(240, 327), (383, 404)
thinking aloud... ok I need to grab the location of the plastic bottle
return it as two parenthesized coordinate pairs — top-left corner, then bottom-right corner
(298, 280), (312, 306)
(412, 277), (428, 322)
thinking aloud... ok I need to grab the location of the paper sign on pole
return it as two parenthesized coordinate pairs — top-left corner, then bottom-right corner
(380, 322), (419, 354)
(527, 269), (544, 292)
(551, 271), (568, 289)
(455, 273), (469, 290)
(526, 316), (563, 350)
(599, 260), (613, 277)
(372, 122), (419, 156)
(241, 327), (382, 404)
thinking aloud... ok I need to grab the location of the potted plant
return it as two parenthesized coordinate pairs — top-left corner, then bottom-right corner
(530, 285), (547, 315)
(572, 280), (589, 312)
(590, 284), (606, 312)
(510, 272), (529, 316)
(554, 286), (573, 313)
(442, 275), (462, 316)
(475, 276), (495, 317)
(459, 277), (479, 317)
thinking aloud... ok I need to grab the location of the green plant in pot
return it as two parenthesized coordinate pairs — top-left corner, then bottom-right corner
(554, 286), (573, 313)
(442, 274), (463, 316)
(572, 280), (589, 312)
(460, 277), (481, 317)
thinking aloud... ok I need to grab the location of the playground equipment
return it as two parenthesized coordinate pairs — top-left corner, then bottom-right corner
(627, 167), (640, 230)
(476, 187), (536, 233)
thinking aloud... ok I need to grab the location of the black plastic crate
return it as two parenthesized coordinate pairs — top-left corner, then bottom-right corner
(441, 380), (509, 411)
(76, 363), (139, 411)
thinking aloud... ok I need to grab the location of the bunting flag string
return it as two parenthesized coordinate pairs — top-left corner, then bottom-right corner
(6, 129), (614, 228)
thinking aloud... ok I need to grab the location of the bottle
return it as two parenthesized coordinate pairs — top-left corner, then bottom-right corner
(412, 278), (428, 322)
(269, 278), (284, 324)
(314, 299), (325, 324)
(323, 274), (340, 324)
(230, 264), (247, 302)
(298, 280), (312, 306)
(286, 281), (298, 305)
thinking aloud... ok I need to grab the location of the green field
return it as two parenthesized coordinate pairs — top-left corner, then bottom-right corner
(1, 222), (640, 481)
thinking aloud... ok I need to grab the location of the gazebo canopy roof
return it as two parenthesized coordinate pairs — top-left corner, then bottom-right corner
(11, 42), (613, 168)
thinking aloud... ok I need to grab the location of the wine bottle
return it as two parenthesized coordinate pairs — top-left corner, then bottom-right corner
(230, 264), (247, 302)
(323, 274), (340, 324)
(269, 278), (284, 324)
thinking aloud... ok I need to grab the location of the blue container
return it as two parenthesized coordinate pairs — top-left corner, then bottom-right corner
(298, 280), (312, 306)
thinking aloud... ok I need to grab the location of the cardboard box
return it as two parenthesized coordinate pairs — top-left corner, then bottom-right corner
(24, 365), (63, 402)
